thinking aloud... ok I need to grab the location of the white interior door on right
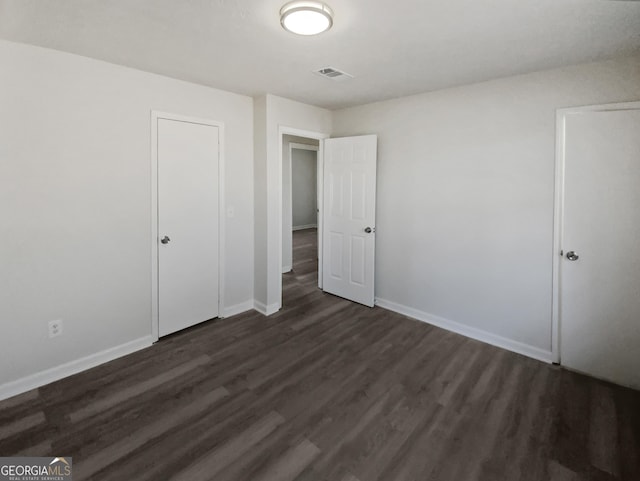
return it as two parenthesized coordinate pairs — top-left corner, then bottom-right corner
(322, 135), (377, 307)
(559, 104), (640, 389)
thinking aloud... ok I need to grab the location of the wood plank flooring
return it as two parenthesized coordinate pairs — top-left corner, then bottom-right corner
(1, 228), (639, 480)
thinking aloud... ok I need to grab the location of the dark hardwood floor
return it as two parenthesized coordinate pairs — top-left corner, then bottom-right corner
(1, 228), (639, 480)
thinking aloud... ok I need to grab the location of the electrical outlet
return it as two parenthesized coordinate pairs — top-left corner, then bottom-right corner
(48, 320), (63, 338)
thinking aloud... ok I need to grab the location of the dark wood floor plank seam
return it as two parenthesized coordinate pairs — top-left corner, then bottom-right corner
(68, 354), (212, 423)
(172, 410), (285, 481)
(73, 386), (229, 480)
(0, 411), (46, 443)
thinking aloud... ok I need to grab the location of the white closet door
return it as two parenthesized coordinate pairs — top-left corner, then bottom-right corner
(560, 106), (640, 389)
(157, 118), (219, 337)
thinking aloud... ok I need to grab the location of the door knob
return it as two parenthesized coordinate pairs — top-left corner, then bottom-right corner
(161, 236), (171, 244)
(364, 227), (373, 233)
(566, 250), (579, 261)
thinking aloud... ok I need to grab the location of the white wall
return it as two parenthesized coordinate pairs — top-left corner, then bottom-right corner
(254, 94), (330, 313)
(292, 149), (318, 229)
(332, 55), (640, 360)
(282, 135), (318, 272)
(0, 39), (254, 394)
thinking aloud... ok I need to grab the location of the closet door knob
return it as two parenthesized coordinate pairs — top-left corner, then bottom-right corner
(566, 251), (579, 261)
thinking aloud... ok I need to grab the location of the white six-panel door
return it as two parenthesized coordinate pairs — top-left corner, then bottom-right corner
(322, 135), (377, 307)
(157, 118), (219, 337)
(558, 104), (640, 389)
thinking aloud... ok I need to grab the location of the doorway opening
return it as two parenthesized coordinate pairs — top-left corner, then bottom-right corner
(277, 130), (378, 312)
(282, 135), (320, 305)
(277, 127), (328, 310)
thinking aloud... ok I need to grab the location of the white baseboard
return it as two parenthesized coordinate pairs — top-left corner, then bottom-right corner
(292, 224), (317, 231)
(282, 265), (292, 274)
(0, 336), (153, 402)
(253, 300), (280, 316)
(375, 298), (553, 364)
(221, 300), (254, 318)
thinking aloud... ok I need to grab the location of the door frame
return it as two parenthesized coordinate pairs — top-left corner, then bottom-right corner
(278, 126), (329, 306)
(552, 100), (640, 364)
(283, 142), (320, 273)
(150, 111), (226, 342)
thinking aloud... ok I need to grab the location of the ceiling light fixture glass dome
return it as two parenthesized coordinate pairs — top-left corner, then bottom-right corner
(280, 1), (333, 36)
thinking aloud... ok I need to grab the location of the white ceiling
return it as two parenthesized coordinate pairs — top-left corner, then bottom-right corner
(1, 0), (639, 109)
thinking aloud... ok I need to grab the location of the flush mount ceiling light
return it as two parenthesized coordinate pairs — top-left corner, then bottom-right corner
(280, 1), (333, 36)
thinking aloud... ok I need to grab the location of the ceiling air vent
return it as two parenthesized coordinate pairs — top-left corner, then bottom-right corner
(314, 67), (353, 81)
